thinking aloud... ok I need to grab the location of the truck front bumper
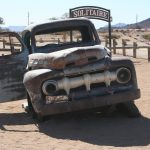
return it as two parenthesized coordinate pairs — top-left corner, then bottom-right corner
(36, 89), (140, 116)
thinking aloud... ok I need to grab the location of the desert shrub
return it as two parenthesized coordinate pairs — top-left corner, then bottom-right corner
(114, 29), (119, 32)
(104, 34), (120, 39)
(142, 34), (150, 41)
(124, 38), (130, 42)
(122, 39), (127, 45)
(120, 30), (127, 35)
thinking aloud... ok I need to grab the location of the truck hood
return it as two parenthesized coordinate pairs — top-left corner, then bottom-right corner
(28, 45), (108, 70)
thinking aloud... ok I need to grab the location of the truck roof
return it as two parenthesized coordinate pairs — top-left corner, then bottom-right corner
(23, 18), (94, 33)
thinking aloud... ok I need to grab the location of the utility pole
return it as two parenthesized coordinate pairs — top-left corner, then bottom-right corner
(28, 12), (30, 25)
(136, 14), (138, 29)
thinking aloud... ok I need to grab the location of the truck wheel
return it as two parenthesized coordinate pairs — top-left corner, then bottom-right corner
(27, 94), (45, 122)
(116, 101), (141, 117)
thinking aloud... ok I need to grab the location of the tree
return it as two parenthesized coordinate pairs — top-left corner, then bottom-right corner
(61, 13), (69, 19)
(0, 17), (5, 32)
(0, 17), (4, 24)
(49, 17), (58, 21)
(49, 13), (69, 21)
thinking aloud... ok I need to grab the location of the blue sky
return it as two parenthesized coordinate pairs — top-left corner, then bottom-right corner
(0, 0), (149, 27)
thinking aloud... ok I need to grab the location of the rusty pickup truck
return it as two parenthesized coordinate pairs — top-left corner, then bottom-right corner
(0, 18), (140, 120)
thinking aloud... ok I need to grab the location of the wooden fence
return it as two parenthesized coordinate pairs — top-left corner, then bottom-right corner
(1, 37), (150, 61)
(105, 39), (150, 62)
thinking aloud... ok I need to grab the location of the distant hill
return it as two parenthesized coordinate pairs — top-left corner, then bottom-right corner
(1, 26), (26, 32)
(126, 18), (150, 29)
(112, 23), (127, 28)
(99, 18), (150, 30)
(99, 23), (127, 30)
(8, 26), (26, 32)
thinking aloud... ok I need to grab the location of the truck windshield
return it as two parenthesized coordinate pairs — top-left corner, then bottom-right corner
(34, 26), (96, 48)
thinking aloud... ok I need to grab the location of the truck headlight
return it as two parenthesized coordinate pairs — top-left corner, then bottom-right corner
(116, 68), (131, 84)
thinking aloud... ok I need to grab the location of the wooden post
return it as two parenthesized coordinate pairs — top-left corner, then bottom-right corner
(113, 39), (117, 54)
(58, 38), (60, 44)
(3, 39), (5, 48)
(122, 39), (126, 56)
(105, 39), (108, 47)
(148, 47), (150, 62)
(133, 42), (137, 58)
(63, 33), (66, 42)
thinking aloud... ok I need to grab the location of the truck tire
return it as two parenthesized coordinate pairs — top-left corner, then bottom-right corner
(27, 94), (45, 122)
(116, 101), (141, 117)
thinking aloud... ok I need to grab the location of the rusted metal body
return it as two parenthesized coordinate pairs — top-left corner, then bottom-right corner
(0, 18), (140, 117)
(0, 32), (28, 102)
(24, 57), (140, 116)
(22, 18), (140, 117)
(28, 45), (108, 70)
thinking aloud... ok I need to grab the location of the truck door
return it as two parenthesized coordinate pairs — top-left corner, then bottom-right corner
(0, 32), (29, 102)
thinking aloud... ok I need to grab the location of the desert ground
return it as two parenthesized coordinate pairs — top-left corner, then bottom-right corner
(0, 55), (150, 150)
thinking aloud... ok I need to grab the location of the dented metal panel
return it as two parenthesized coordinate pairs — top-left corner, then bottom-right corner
(0, 32), (29, 102)
(24, 55), (140, 116)
(23, 18), (140, 118)
(28, 45), (107, 69)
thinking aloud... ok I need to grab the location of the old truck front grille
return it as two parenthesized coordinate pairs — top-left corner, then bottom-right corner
(42, 67), (131, 97)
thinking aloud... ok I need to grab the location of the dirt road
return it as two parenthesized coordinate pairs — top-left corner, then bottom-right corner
(0, 57), (150, 150)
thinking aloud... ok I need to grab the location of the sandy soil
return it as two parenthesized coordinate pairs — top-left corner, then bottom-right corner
(0, 56), (150, 150)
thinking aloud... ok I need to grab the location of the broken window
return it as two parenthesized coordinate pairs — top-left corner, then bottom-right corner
(34, 25), (94, 48)
(0, 34), (22, 56)
(35, 30), (82, 47)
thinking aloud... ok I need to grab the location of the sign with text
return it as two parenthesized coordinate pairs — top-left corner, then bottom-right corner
(69, 6), (112, 51)
(70, 6), (110, 22)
